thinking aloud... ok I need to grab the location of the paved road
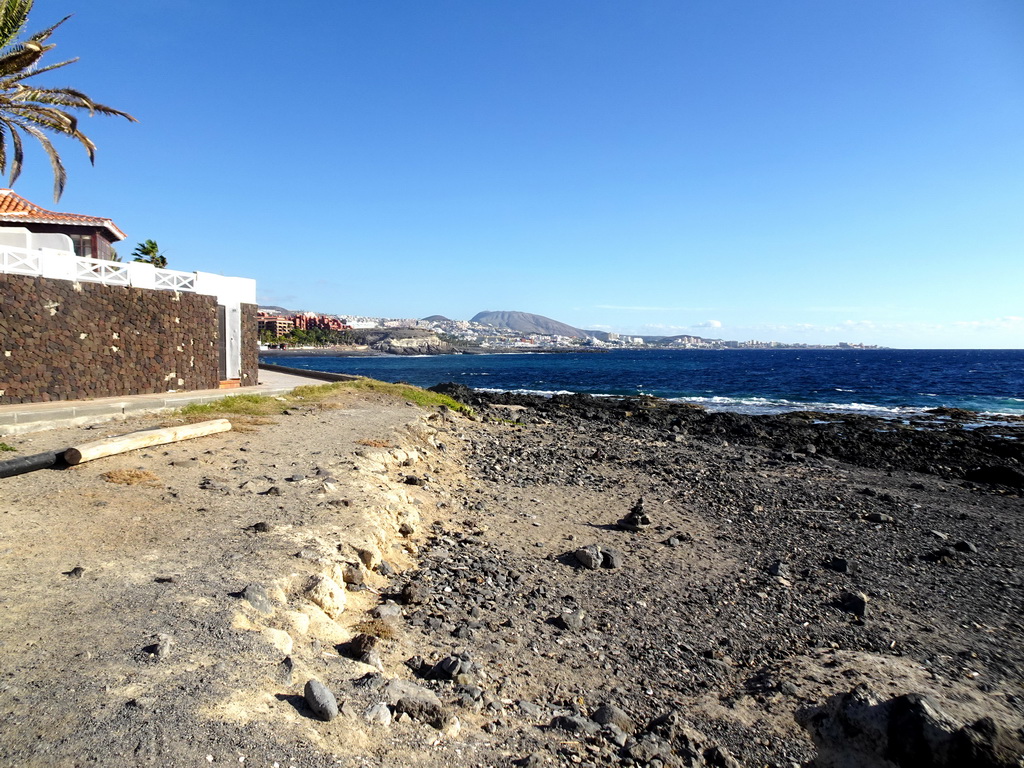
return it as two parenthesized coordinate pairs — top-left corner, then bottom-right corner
(0, 368), (330, 437)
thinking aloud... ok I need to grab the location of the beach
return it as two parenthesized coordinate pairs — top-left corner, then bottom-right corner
(0, 384), (1021, 767)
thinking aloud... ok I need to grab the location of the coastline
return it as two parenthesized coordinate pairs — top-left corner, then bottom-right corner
(260, 346), (609, 357)
(0, 383), (1021, 766)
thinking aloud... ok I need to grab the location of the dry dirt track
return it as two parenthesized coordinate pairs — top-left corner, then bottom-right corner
(0, 387), (1022, 768)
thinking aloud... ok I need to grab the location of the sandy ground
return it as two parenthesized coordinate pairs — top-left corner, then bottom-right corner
(0, 387), (1021, 768)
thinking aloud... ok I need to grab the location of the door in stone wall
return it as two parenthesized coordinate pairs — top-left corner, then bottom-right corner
(217, 305), (228, 380)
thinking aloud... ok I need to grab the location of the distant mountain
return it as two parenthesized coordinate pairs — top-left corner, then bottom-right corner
(471, 310), (591, 338)
(422, 315), (452, 322)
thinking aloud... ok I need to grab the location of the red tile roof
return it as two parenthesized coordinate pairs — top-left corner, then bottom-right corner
(0, 188), (126, 241)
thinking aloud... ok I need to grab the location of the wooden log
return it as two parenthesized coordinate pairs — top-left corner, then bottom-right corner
(64, 419), (232, 465)
(0, 451), (60, 479)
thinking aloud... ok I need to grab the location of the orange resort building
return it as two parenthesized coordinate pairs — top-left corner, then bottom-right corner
(0, 190), (259, 405)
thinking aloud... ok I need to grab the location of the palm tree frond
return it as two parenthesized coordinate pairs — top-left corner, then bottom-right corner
(17, 119), (66, 200)
(26, 14), (72, 45)
(2, 56), (74, 81)
(0, 0), (32, 50)
(0, 3), (133, 200)
(7, 122), (23, 186)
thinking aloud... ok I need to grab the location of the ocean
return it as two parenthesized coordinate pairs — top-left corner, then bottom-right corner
(261, 348), (1024, 418)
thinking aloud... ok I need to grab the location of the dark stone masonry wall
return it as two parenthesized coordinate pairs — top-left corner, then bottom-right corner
(0, 273), (220, 405)
(240, 302), (259, 387)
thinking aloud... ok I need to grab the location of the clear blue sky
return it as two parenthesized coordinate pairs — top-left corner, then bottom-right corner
(11, 0), (1024, 348)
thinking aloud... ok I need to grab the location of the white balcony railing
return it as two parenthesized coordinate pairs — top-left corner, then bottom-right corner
(1, 246), (197, 294)
(0, 244), (256, 309)
(153, 269), (196, 292)
(75, 257), (131, 286)
(0, 246), (42, 276)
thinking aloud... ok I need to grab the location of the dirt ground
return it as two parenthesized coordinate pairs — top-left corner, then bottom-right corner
(0, 387), (1022, 768)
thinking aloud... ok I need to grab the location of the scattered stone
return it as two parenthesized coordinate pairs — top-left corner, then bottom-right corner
(364, 701), (392, 726)
(144, 633), (174, 661)
(591, 703), (634, 734)
(349, 633), (379, 657)
(276, 656), (294, 686)
(66, 566), (85, 579)
(550, 714), (600, 736)
(823, 556), (853, 574)
(241, 583), (273, 614)
(923, 547), (958, 564)
(602, 723), (629, 747)
(304, 679), (339, 722)
(260, 486), (282, 496)
(198, 477), (229, 493)
(400, 581), (429, 605)
(251, 521), (272, 533)
(429, 655), (469, 680)
(600, 547), (623, 569)
(767, 560), (789, 578)
(554, 609), (586, 632)
(371, 603), (403, 621)
(574, 544), (603, 570)
(386, 680), (449, 728)
(305, 575), (347, 618)
(799, 684), (1024, 768)
(837, 591), (869, 618)
(865, 512), (895, 524)
(517, 700), (542, 718)
(954, 540), (978, 553)
(340, 563), (364, 585)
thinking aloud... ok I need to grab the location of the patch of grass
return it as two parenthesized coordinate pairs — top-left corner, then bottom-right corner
(334, 378), (475, 416)
(0, 442), (16, 452)
(172, 377), (474, 422)
(351, 618), (398, 641)
(101, 469), (162, 486)
(178, 393), (287, 419)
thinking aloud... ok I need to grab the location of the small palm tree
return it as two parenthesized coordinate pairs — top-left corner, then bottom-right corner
(0, 0), (136, 201)
(131, 239), (167, 269)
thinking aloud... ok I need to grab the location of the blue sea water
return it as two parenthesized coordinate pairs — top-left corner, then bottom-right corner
(262, 349), (1024, 418)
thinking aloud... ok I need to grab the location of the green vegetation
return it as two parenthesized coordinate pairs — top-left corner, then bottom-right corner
(0, 442), (16, 452)
(260, 327), (356, 347)
(131, 239), (167, 268)
(175, 378), (473, 420)
(0, 0), (136, 201)
(335, 378), (474, 415)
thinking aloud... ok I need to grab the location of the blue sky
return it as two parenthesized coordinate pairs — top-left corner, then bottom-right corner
(10, 0), (1024, 348)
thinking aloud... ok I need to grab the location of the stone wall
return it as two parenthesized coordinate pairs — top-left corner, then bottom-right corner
(0, 273), (221, 404)
(240, 302), (259, 387)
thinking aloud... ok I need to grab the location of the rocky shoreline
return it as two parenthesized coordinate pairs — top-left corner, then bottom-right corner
(0, 384), (1021, 767)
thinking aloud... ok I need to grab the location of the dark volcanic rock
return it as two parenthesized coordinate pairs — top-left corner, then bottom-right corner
(965, 465), (1024, 488)
(799, 684), (1024, 768)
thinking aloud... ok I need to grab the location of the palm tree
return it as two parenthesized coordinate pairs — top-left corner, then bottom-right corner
(131, 239), (166, 268)
(0, 0), (136, 201)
